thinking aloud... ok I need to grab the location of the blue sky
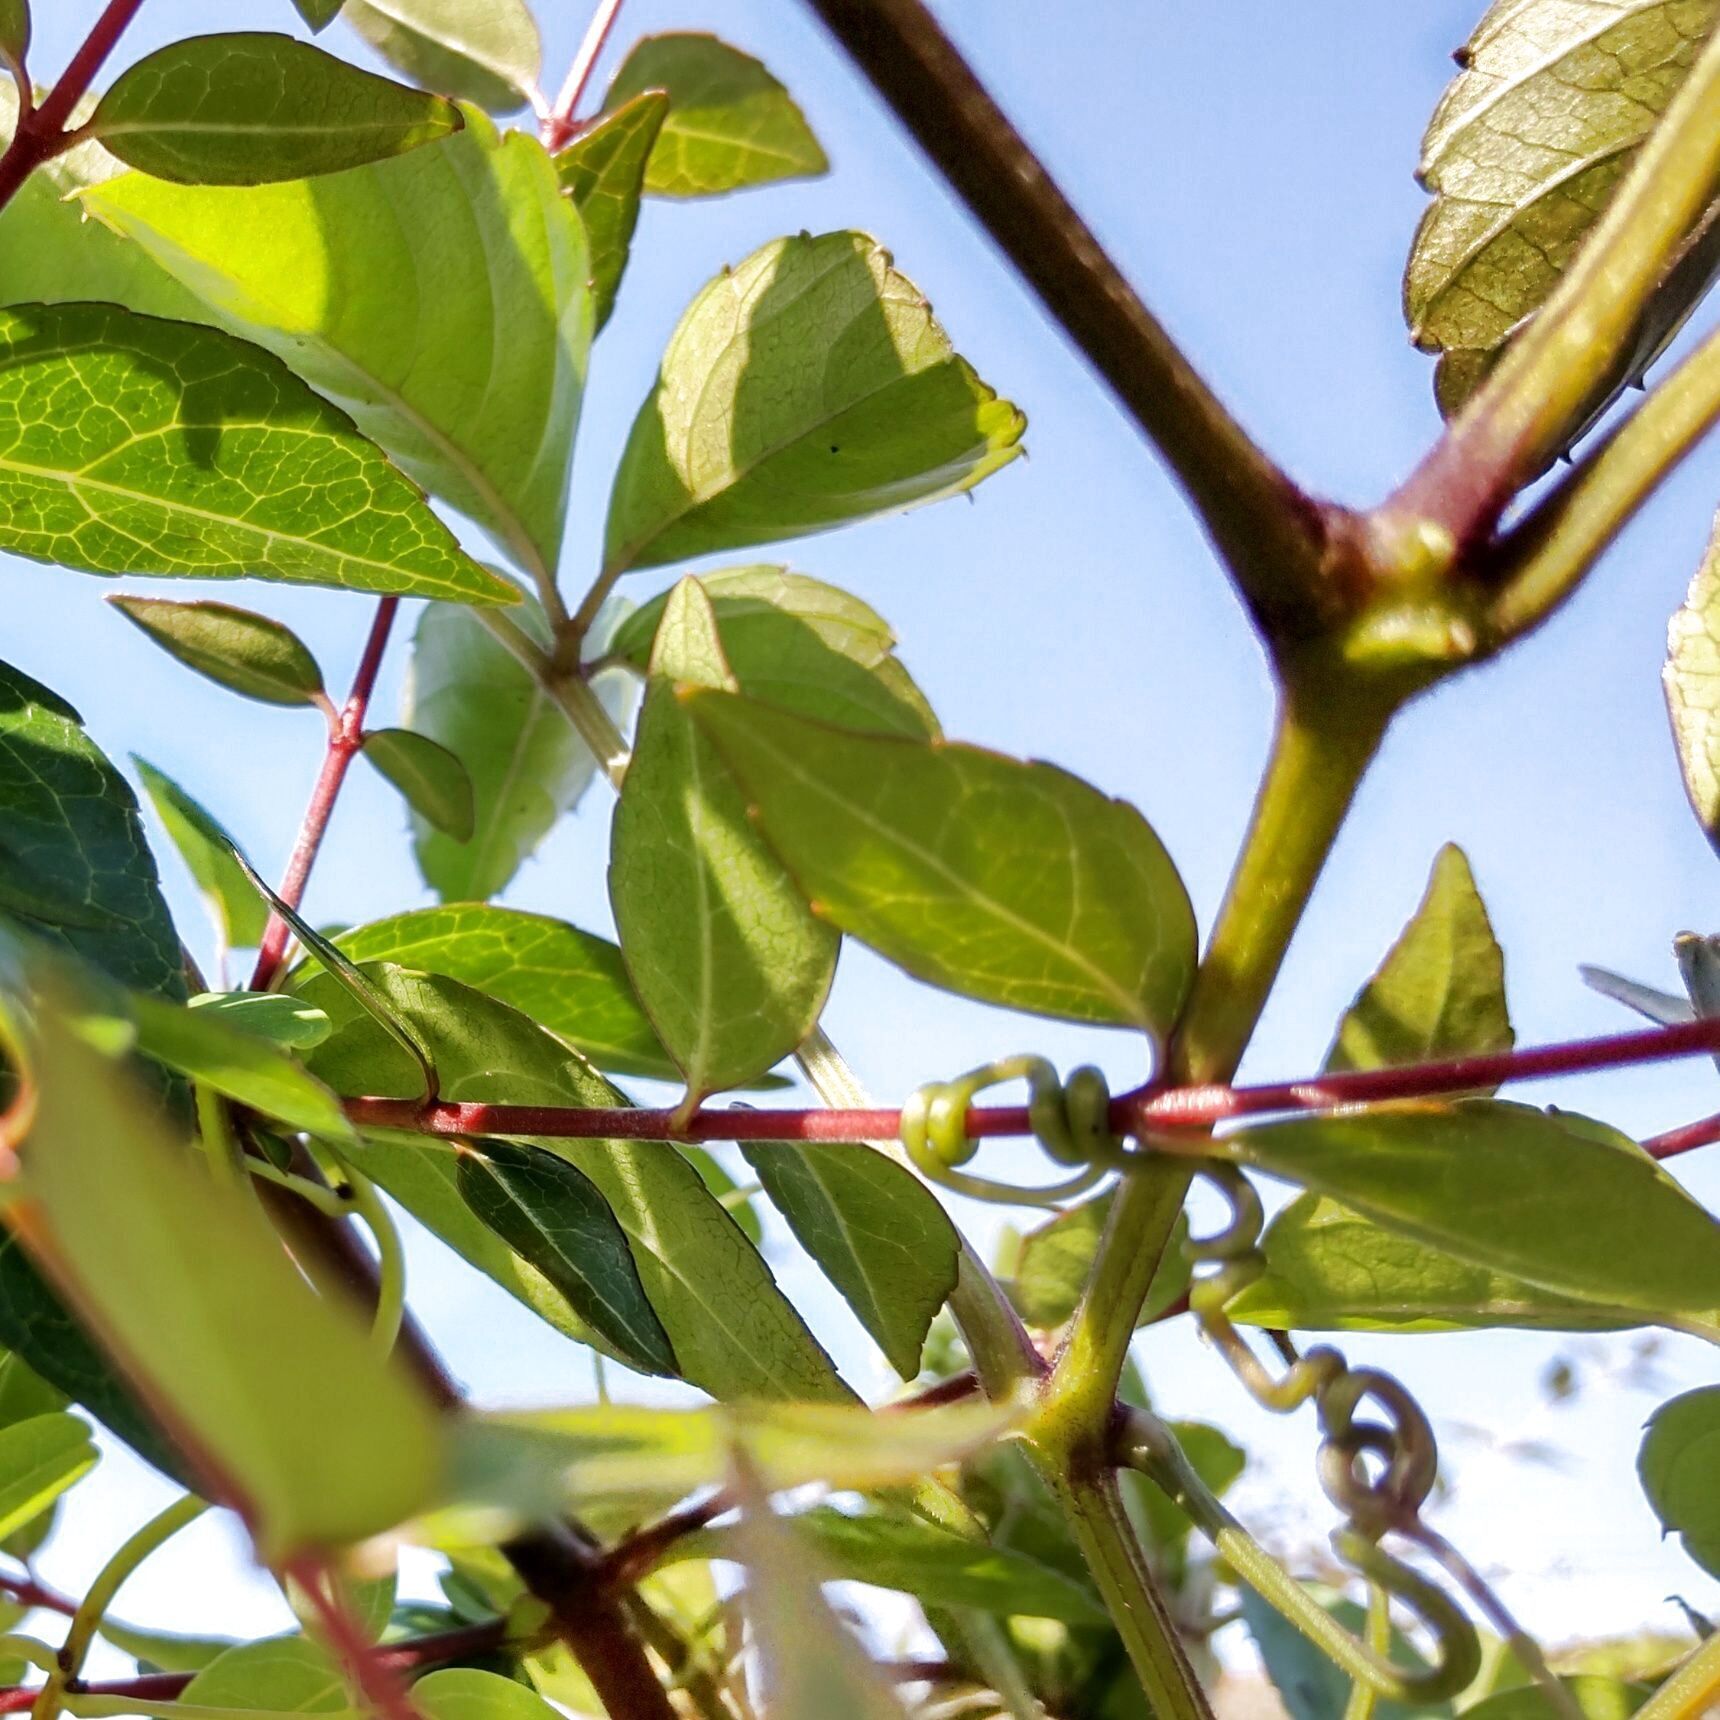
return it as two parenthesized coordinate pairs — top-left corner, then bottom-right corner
(13, 0), (1720, 1672)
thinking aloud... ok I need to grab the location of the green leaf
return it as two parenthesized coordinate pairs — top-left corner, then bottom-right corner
(0, 1), (27, 67)
(605, 33), (827, 198)
(17, 1001), (447, 1556)
(295, 0), (345, 30)
(1226, 1102), (1720, 1315)
(689, 690), (1196, 1033)
(340, 0), (543, 116)
(1011, 1194), (1189, 1330)
(180, 1637), (354, 1716)
(611, 567), (938, 738)
(1641, 1385), (1720, 1575)
(555, 93), (667, 331)
(98, 1617), (235, 1675)
(683, 1144), (762, 1245)
(296, 964), (849, 1400)
(1229, 1191), (1657, 1334)
(1405, 0), (1720, 433)
(1666, 508), (1720, 850)
(322, 905), (677, 1080)
(414, 1669), (564, 1720)
(362, 729), (476, 842)
(0, 1413), (98, 1542)
(87, 115), (590, 586)
(455, 1139), (677, 1377)
(109, 597), (325, 708)
(135, 760), (268, 956)
(127, 993), (356, 1145)
(679, 1505), (1106, 1625)
(402, 598), (620, 902)
(612, 583), (838, 1101)
(188, 991), (331, 1052)
(0, 302), (511, 603)
(1327, 843), (1513, 1075)
(1464, 1679), (1649, 1720)
(90, 33), (462, 185)
(0, 660), (183, 999)
(740, 1140), (958, 1379)
(603, 231), (1025, 575)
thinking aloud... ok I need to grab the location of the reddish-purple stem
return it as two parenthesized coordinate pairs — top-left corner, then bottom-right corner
(0, 0), (148, 213)
(0, 1572), (75, 1618)
(284, 1557), (422, 1720)
(250, 598), (399, 991)
(542, 0), (626, 151)
(344, 1013), (1720, 1159)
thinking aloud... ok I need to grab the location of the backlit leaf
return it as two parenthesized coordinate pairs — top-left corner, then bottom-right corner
(456, 1139), (676, 1377)
(134, 760), (268, 957)
(605, 34), (827, 198)
(1667, 508), (1720, 851)
(555, 93), (667, 331)
(0, 302), (511, 603)
(340, 0), (543, 115)
(690, 690), (1196, 1034)
(0, 1), (25, 67)
(1012, 1194), (1189, 1330)
(362, 729), (476, 843)
(0, 1413), (98, 1542)
(1227, 1102), (1720, 1315)
(741, 1140), (958, 1379)
(88, 115), (590, 586)
(612, 582), (837, 1102)
(90, 33), (461, 184)
(187, 991), (331, 1053)
(415, 1669), (564, 1720)
(110, 597), (325, 708)
(604, 232), (1025, 575)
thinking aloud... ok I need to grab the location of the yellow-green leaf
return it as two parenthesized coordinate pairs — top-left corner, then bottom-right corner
(555, 93), (667, 331)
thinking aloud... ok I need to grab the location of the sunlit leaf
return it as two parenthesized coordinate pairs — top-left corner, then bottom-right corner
(0, 660), (184, 999)
(555, 93), (667, 331)
(690, 690), (1196, 1033)
(15, 1003), (447, 1556)
(612, 582), (837, 1102)
(0, 1413), (98, 1542)
(134, 760), (267, 958)
(362, 729), (475, 843)
(1011, 1194), (1189, 1330)
(604, 231), (1025, 575)
(341, 0), (543, 115)
(1666, 508), (1720, 852)
(605, 33), (827, 198)
(741, 1140), (957, 1378)
(110, 597), (325, 708)
(1227, 1102), (1720, 1315)
(1328, 844), (1513, 1075)
(89, 115), (590, 587)
(1464, 1678), (1649, 1719)
(456, 1139), (676, 1377)
(1641, 1385), (1720, 1576)
(187, 991), (331, 1053)
(0, 302), (511, 603)
(90, 33), (461, 184)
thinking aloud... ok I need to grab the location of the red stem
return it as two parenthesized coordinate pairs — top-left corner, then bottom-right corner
(283, 1557), (421, 1720)
(344, 1013), (1720, 1159)
(250, 598), (399, 990)
(542, 0), (626, 151)
(0, 1571), (76, 1618)
(0, 0), (148, 213)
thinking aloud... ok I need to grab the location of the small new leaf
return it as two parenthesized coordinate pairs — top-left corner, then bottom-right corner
(556, 93), (668, 331)
(0, 1), (27, 68)
(605, 34), (827, 198)
(109, 597), (325, 708)
(341, 0), (543, 116)
(90, 33), (462, 185)
(1640, 1385), (1720, 1577)
(363, 728), (476, 843)
(690, 690), (1197, 1035)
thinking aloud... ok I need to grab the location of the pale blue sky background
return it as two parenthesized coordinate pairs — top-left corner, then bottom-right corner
(11, 0), (1720, 1678)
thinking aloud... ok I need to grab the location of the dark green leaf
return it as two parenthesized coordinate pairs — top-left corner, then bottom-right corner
(1641, 1386), (1720, 1576)
(612, 567), (938, 738)
(134, 760), (267, 956)
(1011, 1194), (1189, 1330)
(341, 0), (543, 115)
(0, 302), (511, 602)
(689, 690), (1196, 1034)
(90, 33), (462, 184)
(403, 597), (618, 901)
(555, 93), (667, 331)
(296, 964), (849, 1400)
(88, 116), (591, 587)
(1464, 1679), (1649, 1719)
(1227, 1102), (1720, 1315)
(605, 33), (826, 198)
(0, 661), (183, 998)
(741, 1140), (958, 1379)
(1406, 1), (1720, 436)
(1667, 507), (1720, 851)
(324, 905), (678, 1080)
(0, 1414), (97, 1541)
(680, 1505), (1107, 1624)
(1328, 843), (1513, 1075)
(603, 232), (1025, 575)
(109, 597), (325, 707)
(363, 728), (476, 842)
(612, 582), (837, 1102)
(456, 1139), (676, 1377)
(0, 2), (27, 67)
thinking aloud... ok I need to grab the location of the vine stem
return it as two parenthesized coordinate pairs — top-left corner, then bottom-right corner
(0, 0), (148, 213)
(542, 0), (627, 151)
(250, 598), (399, 991)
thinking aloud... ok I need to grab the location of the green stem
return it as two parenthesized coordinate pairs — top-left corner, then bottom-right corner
(338, 1167), (405, 1357)
(1633, 1632), (1720, 1720)
(1341, 1587), (1388, 1720)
